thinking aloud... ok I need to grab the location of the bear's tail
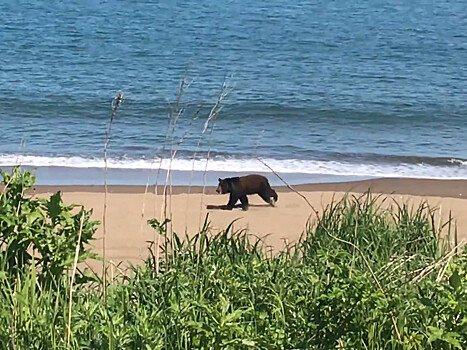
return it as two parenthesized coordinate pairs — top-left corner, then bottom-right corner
(271, 189), (278, 202)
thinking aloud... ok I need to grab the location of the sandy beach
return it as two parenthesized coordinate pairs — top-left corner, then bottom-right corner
(27, 177), (467, 269)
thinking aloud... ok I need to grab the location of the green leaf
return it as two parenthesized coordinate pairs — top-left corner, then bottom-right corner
(420, 297), (434, 307)
(449, 271), (462, 290)
(427, 326), (443, 342)
(47, 191), (63, 222)
(27, 211), (43, 225)
(443, 332), (462, 349)
(241, 339), (257, 347)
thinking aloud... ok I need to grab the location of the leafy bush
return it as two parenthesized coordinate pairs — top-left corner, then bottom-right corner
(0, 167), (99, 284)
(0, 168), (465, 349)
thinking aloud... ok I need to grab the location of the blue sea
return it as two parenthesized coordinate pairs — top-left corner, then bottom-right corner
(1, 0), (466, 185)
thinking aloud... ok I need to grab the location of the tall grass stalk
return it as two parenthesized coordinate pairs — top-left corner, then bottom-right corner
(66, 209), (85, 346)
(0, 173), (14, 203)
(160, 78), (188, 221)
(155, 78), (191, 271)
(102, 91), (124, 294)
(257, 157), (319, 217)
(13, 139), (26, 169)
(197, 78), (230, 228)
(140, 121), (199, 236)
(139, 77), (192, 272)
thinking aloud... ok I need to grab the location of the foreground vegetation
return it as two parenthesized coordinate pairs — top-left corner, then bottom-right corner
(0, 168), (466, 349)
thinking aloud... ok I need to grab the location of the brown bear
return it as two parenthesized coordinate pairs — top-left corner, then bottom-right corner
(211, 174), (278, 210)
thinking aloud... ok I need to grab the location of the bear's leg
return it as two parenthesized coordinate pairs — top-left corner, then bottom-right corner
(259, 191), (275, 207)
(227, 193), (239, 209)
(268, 189), (277, 206)
(270, 189), (278, 202)
(239, 195), (249, 211)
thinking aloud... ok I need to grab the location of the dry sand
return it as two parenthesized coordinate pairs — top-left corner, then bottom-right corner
(31, 178), (467, 268)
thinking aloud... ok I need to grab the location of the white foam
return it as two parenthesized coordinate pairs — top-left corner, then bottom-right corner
(1, 154), (466, 179)
(448, 158), (467, 166)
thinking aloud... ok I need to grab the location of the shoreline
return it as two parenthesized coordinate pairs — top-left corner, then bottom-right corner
(0, 165), (372, 186)
(28, 177), (467, 199)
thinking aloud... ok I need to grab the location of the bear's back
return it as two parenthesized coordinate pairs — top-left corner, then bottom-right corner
(238, 174), (269, 194)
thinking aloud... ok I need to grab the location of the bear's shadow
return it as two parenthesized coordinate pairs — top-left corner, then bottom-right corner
(206, 203), (272, 210)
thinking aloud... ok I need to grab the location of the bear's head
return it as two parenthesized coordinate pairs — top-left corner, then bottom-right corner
(216, 178), (230, 194)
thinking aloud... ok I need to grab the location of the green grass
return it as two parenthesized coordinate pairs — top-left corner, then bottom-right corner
(1, 169), (466, 349)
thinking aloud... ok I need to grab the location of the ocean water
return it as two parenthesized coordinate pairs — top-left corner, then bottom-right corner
(1, 0), (466, 185)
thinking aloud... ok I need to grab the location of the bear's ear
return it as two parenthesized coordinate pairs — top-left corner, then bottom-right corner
(218, 178), (221, 182)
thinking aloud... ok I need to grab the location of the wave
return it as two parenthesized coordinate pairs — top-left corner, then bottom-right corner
(3, 97), (462, 124)
(448, 158), (467, 166)
(1, 154), (466, 180)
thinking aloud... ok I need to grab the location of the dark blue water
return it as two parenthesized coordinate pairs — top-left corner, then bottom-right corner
(1, 0), (466, 183)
